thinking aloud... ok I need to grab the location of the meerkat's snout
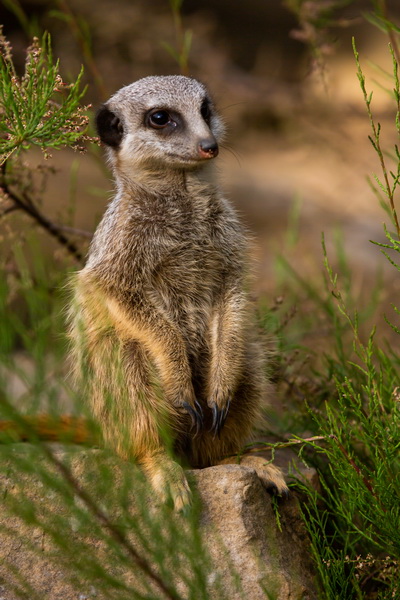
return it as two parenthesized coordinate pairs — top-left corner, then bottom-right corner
(198, 138), (219, 159)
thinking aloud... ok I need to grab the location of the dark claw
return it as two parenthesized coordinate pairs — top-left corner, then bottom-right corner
(182, 402), (203, 435)
(210, 399), (231, 438)
(219, 398), (231, 434)
(265, 482), (279, 496)
(194, 399), (204, 419)
(211, 404), (219, 436)
(265, 484), (291, 499)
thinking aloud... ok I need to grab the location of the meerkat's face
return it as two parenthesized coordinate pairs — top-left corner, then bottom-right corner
(96, 76), (225, 174)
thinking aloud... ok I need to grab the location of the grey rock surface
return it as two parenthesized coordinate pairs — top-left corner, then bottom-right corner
(196, 462), (316, 600)
(0, 447), (317, 600)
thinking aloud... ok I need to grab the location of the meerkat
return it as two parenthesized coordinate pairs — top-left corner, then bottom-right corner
(69, 75), (288, 509)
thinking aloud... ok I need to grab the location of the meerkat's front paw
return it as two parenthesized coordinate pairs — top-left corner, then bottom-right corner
(208, 397), (231, 437)
(169, 384), (203, 434)
(180, 399), (203, 434)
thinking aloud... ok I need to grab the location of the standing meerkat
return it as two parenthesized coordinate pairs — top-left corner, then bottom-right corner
(70, 75), (287, 509)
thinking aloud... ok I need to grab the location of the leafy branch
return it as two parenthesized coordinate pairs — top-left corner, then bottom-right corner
(353, 37), (400, 238)
(0, 29), (97, 262)
(0, 29), (94, 163)
(283, 0), (357, 79)
(42, 442), (184, 600)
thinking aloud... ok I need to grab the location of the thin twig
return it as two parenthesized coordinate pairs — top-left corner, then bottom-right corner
(0, 204), (19, 217)
(54, 223), (93, 239)
(380, 0), (400, 66)
(353, 38), (400, 238)
(241, 434), (335, 454)
(56, 0), (107, 100)
(1, 168), (84, 263)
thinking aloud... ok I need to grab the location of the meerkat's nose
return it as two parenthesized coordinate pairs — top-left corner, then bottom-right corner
(198, 138), (219, 159)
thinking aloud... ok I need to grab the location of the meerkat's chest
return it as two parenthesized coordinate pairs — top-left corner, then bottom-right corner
(152, 221), (225, 292)
(147, 206), (237, 318)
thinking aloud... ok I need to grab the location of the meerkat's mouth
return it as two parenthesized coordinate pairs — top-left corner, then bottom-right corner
(166, 153), (215, 165)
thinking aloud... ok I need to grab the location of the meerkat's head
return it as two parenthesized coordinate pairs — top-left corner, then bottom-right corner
(96, 75), (225, 177)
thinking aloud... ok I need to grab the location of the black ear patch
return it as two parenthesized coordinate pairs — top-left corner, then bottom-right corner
(96, 105), (124, 148)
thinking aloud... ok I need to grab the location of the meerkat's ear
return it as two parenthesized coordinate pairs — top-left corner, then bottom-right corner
(96, 105), (124, 148)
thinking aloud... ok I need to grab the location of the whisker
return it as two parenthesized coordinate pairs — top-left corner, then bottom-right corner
(220, 143), (243, 168)
(219, 102), (247, 113)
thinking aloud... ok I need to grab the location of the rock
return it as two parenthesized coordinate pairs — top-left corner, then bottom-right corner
(0, 447), (317, 600)
(195, 464), (317, 600)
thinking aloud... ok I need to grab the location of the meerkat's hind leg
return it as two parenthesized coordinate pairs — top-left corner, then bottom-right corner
(140, 452), (192, 512)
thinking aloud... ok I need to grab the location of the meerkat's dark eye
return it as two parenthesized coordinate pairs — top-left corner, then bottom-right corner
(148, 110), (171, 129)
(201, 99), (211, 123)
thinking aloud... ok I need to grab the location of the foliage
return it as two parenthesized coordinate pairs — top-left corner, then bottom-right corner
(257, 17), (400, 599)
(294, 234), (400, 596)
(161, 0), (192, 75)
(0, 28), (91, 164)
(283, 0), (355, 77)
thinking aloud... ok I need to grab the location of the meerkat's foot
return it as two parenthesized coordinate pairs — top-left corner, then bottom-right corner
(141, 454), (192, 511)
(257, 463), (289, 497)
(169, 475), (192, 512)
(219, 455), (289, 497)
(239, 455), (289, 497)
